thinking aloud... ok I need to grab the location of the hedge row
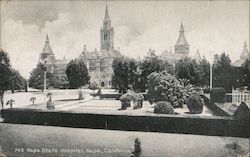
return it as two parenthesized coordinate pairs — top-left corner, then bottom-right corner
(210, 88), (226, 103)
(1, 108), (249, 138)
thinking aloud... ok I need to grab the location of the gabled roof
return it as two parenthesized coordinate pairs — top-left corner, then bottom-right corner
(175, 23), (189, 46)
(42, 34), (53, 54)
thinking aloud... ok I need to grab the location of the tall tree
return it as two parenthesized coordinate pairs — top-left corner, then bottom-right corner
(11, 70), (26, 92)
(240, 59), (250, 88)
(139, 51), (172, 91)
(0, 50), (12, 108)
(175, 57), (200, 85)
(66, 59), (90, 88)
(197, 58), (210, 86)
(112, 57), (139, 93)
(29, 63), (54, 90)
(213, 52), (235, 92)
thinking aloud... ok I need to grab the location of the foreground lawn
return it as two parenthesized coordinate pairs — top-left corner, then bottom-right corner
(0, 123), (249, 157)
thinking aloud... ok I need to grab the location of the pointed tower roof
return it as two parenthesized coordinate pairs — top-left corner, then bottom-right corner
(42, 34), (53, 54)
(46, 34), (49, 43)
(104, 3), (110, 21)
(175, 22), (189, 46)
(194, 49), (202, 63)
(240, 40), (250, 60)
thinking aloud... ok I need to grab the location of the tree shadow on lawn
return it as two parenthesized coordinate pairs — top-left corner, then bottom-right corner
(225, 142), (246, 157)
(184, 112), (200, 114)
(58, 99), (79, 102)
(146, 110), (179, 115)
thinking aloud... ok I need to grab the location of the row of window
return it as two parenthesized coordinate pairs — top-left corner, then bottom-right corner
(89, 60), (112, 67)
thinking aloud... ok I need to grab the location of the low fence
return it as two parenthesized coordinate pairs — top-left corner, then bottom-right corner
(232, 89), (250, 106)
(1, 108), (249, 138)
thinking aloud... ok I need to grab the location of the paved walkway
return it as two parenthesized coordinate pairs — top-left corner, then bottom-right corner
(0, 123), (249, 157)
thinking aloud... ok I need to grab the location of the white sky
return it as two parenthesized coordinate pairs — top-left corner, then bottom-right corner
(0, 0), (249, 78)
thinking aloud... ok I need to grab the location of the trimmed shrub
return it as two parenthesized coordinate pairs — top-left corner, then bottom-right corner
(154, 101), (174, 114)
(187, 93), (204, 114)
(78, 90), (85, 100)
(96, 88), (102, 96)
(46, 92), (55, 110)
(119, 92), (144, 110)
(225, 94), (232, 103)
(234, 102), (250, 120)
(210, 87), (226, 103)
(46, 101), (55, 110)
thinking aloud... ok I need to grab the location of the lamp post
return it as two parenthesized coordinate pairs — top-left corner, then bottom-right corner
(210, 60), (213, 91)
(41, 60), (47, 109)
(208, 52), (214, 91)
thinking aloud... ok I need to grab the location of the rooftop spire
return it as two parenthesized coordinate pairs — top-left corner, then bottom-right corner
(180, 22), (184, 32)
(104, 3), (110, 21)
(46, 34), (49, 43)
(244, 40), (247, 48)
(42, 34), (53, 54)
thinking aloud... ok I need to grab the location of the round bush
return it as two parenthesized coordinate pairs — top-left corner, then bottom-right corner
(78, 91), (84, 100)
(187, 94), (204, 114)
(154, 101), (174, 114)
(46, 101), (55, 110)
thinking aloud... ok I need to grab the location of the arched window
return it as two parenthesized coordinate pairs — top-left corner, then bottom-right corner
(104, 33), (107, 40)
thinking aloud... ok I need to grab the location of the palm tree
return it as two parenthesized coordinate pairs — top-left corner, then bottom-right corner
(30, 97), (36, 105)
(6, 99), (15, 108)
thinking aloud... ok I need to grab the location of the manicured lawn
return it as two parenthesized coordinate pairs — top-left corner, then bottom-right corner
(1, 89), (118, 110)
(0, 123), (249, 157)
(24, 99), (214, 117)
(2, 89), (215, 117)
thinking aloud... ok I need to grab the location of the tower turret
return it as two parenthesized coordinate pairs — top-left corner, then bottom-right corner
(174, 22), (189, 56)
(40, 34), (56, 64)
(100, 4), (114, 51)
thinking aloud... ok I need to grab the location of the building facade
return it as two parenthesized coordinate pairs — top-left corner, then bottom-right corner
(39, 35), (69, 81)
(160, 23), (190, 64)
(79, 5), (122, 88)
